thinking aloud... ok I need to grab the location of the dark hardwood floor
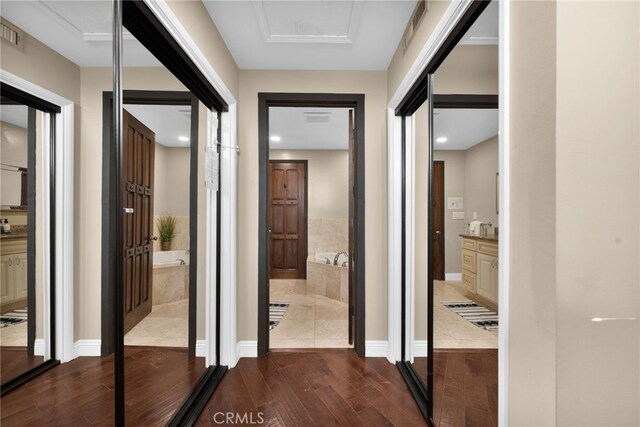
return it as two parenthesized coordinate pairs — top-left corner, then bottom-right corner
(414, 349), (498, 427)
(1, 347), (496, 426)
(1, 347), (44, 384)
(196, 349), (427, 426)
(0, 347), (205, 426)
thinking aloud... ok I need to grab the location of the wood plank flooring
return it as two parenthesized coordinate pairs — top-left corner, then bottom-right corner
(414, 349), (498, 427)
(1, 347), (44, 384)
(196, 349), (427, 426)
(0, 347), (205, 426)
(1, 347), (497, 426)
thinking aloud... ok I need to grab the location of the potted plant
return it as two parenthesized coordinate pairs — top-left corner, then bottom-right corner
(157, 214), (176, 251)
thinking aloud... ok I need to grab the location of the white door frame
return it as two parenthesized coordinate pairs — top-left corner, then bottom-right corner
(0, 69), (75, 363)
(144, 0), (238, 368)
(386, 0), (510, 424)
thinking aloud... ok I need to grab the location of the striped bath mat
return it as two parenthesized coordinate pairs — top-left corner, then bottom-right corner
(442, 301), (498, 330)
(0, 307), (27, 328)
(269, 301), (290, 330)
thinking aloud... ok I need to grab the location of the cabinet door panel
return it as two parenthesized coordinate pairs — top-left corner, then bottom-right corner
(14, 253), (28, 300)
(477, 253), (497, 303)
(0, 255), (14, 305)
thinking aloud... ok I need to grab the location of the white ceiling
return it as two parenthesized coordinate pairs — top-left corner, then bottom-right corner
(269, 107), (349, 150)
(460, 1), (498, 45)
(203, 0), (417, 70)
(0, 105), (28, 129)
(0, 1), (160, 67)
(1, 0), (497, 71)
(433, 108), (498, 150)
(124, 105), (191, 148)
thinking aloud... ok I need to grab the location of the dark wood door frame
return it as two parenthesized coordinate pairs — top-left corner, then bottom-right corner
(268, 160), (308, 279)
(101, 90), (199, 356)
(258, 93), (366, 357)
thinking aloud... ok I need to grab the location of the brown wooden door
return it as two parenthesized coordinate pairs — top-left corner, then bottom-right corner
(348, 109), (356, 345)
(433, 161), (445, 280)
(269, 161), (306, 279)
(123, 109), (155, 334)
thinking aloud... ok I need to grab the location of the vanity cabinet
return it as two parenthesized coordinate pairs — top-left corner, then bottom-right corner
(461, 236), (498, 305)
(0, 238), (28, 312)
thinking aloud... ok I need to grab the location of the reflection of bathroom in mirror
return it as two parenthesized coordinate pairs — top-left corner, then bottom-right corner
(1, 98), (49, 387)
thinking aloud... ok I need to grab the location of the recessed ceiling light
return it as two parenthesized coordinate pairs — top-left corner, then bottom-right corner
(436, 137), (448, 143)
(270, 135), (281, 142)
(178, 136), (189, 142)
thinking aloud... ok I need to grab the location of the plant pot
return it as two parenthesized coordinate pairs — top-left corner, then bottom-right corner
(161, 241), (171, 251)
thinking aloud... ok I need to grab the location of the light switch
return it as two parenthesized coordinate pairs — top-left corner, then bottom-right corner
(452, 211), (465, 220)
(447, 197), (463, 210)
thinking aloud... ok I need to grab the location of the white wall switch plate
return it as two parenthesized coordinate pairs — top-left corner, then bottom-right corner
(447, 197), (463, 210)
(452, 211), (465, 220)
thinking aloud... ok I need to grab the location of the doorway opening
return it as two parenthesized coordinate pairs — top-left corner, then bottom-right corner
(101, 91), (199, 354)
(267, 106), (353, 349)
(258, 94), (365, 356)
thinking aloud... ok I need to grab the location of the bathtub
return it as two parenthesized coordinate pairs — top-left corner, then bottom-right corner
(313, 252), (349, 267)
(307, 252), (349, 303)
(153, 250), (190, 268)
(152, 250), (189, 305)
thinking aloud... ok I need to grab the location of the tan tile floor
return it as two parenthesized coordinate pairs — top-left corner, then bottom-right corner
(0, 322), (27, 347)
(125, 299), (188, 347)
(270, 279), (352, 349)
(434, 280), (498, 349)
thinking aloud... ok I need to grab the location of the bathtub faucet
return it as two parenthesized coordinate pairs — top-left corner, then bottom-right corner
(333, 251), (348, 266)
(177, 258), (186, 265)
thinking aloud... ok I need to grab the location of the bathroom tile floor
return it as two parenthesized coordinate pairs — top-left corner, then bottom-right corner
(0, 322), (27, 347)
(125, 299), (188, 347)
(434, 280), (498, 349)
(270, 279), (352, 349)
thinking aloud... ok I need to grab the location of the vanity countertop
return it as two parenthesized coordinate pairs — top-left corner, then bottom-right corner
(0, 232), (28, 240)
(459, 233), (499, 243)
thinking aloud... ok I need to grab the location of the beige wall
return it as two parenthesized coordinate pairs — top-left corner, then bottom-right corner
(555, 1), (639, 425)
(509, 1), (557, 425)
(433, 45), (498, 94)
(387, 0), (452, 99)
(238, 70), (388, 341)
(166, 0), (239, 99)
(464, 136), (498, 228)
(269, 149), (349, 219)
(433, 149), (465, 274)
(153, 144), (190, 217)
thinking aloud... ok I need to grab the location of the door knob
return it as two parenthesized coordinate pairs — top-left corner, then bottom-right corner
(123, 207), (134, 214)
(150, 236), (158, 241)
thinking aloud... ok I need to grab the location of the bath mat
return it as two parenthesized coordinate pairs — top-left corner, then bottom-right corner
(269, 301), (290, 330)
(0, 307), (27, 328)
(442, 300), (498, 330)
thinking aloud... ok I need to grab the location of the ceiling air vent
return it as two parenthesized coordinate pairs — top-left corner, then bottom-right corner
(402, 0), (428, 54)
(304, 112), (331, 124)
(1, 19), (24, 52)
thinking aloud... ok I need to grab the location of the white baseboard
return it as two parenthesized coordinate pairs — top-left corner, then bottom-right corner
(236, 340), (257, 358)
(445, 273), (462, 281)
(195, 339), (207, 358)
(365, 340), (389, 357)
(413, 340), (428, 357)
(74, 339), (102, 357)
(34, 339), (45, 356)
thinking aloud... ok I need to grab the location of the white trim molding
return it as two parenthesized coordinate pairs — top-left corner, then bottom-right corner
(73, 340), (102, 357)
(412, 340), (428, 357)
(365, 341), (389, 357)
(0, 69), (75, 364)
(143, 0), (239, 368)
(445, 273), (462, 281)
(236, 341), (258, 359)
(196, 340), (208, 358)
(498, 0), (511, 424)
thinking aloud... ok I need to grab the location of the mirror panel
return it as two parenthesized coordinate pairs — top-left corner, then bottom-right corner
(1, 101), (51, 386)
